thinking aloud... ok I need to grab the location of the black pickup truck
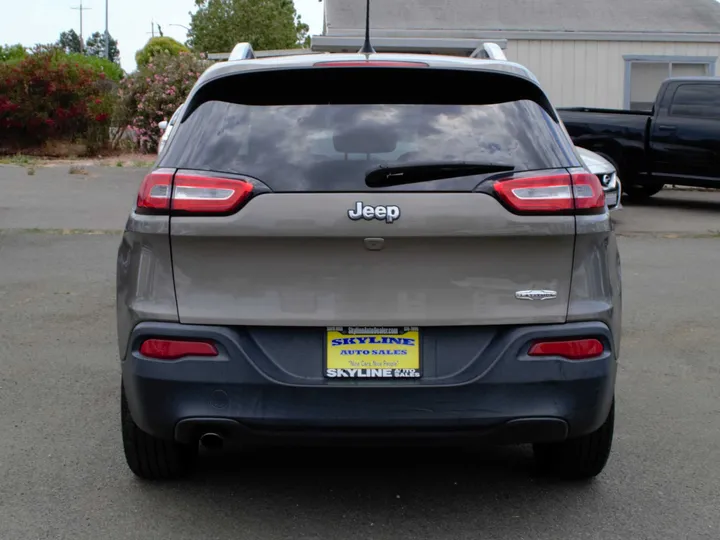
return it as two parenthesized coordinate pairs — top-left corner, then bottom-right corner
(558, 77), (720, 201)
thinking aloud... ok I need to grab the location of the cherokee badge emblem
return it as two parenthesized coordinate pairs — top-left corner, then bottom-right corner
(515, 290), (558, 301)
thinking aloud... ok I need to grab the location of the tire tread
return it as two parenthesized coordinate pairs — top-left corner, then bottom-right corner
(533, 401), (614, 480)
(121, 385), (196, 480)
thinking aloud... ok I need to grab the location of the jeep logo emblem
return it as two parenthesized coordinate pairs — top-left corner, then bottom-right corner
(348, 202), (400, 224)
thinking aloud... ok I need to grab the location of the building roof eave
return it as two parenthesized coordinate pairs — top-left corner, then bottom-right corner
(311, 35), (507, 54)
(319, 28), (720, 44)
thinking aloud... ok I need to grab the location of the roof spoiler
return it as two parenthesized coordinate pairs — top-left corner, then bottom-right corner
(228, 42), (256, 61)
(470, 42), (507, 61)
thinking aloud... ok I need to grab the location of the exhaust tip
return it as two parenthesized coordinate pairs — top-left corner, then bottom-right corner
(200, 432), (224, 450)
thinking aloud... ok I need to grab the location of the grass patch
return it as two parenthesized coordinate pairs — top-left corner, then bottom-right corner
(0, 154), (38, 166)
(0, 228), (122, 235)
(68, 164), (89, 175)
(619, 231), (720, 239)
(131, 160), (154, 168)
(116, 160), (124, 167)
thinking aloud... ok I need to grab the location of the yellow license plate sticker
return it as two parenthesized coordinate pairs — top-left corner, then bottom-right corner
(325, 327), (421, 379)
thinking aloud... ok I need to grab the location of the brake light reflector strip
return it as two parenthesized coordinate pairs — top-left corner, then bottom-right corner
(139, 339), (219, 360)
(528, 338), (604, 360)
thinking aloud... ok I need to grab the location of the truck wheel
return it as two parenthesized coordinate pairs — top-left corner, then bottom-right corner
(533, 401), (614, 480)
(623, 184), (664, 202)
(121, 384), (198, 480)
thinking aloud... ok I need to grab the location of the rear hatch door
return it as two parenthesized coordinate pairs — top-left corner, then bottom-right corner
(160, 64), (582, 382)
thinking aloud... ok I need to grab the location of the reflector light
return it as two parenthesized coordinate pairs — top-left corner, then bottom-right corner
(493, 171), (605, 214)
(139, 339), (218, 360)
(528, 339), (604, 360)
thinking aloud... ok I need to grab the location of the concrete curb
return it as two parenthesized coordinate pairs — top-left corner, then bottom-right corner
(665, 185), (716, 192)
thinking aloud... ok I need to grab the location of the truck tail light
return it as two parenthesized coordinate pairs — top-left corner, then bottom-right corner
(136, 170), (254, 215)
(493, 171), (605, 214)
(528, 338), (604, 360)
(139, 339), (218, 360)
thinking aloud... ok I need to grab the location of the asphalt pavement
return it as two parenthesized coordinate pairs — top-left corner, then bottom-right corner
(1, 164), (719, 539)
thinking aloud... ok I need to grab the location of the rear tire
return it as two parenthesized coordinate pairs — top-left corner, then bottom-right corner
(533, 401), (614, 480)
(623, 184), (664, 201)
(121, 384), (197, 480)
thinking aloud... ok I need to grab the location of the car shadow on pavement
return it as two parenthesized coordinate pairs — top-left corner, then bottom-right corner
(622, 192), (720, 212)
(130, 444), (605, 537)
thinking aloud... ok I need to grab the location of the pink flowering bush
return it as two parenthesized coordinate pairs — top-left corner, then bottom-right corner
(115, 52), (209, 152)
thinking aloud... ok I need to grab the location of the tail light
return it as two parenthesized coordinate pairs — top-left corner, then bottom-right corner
(137, 169), (173, 211)
(528, 338), (604, 360)
(172, 173), (253, 214)
(493, 171), (605, 214)
(139, 338), (218, 360)
(136, 170), (254, 215)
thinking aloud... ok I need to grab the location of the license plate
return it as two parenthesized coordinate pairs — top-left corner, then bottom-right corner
(325, 326), (421, 379)
(606, 191), (618, 206)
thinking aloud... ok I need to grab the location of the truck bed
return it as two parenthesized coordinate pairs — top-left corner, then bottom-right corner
(558, 108), (651, 181)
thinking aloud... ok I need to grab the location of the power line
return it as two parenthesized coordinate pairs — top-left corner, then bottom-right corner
(70, 1), (92, 52)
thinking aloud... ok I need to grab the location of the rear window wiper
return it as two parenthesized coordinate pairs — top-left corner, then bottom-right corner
(365, 162), (515, 188)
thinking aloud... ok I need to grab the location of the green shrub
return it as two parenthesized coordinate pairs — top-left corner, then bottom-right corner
(135, 37), (189, 68)
(116, 52), (209, 153)
(0, 46), (115, 153)
(67, 53), (124, 82)
(0, 44), (27, 63)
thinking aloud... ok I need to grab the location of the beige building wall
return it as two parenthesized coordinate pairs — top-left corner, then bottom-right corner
(507, 40), (720, 108)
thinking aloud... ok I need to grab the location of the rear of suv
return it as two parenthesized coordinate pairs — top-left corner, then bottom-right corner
(118, 54), (621, 481)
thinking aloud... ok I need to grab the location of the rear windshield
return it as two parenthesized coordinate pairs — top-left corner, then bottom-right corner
(161, 67), (576, 192)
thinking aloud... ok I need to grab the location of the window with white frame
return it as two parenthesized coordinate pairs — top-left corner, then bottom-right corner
(624, 56), (716, 111)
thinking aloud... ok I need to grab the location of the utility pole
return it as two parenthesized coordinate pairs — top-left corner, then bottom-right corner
(105, 0), (110, 60)
(71, 1), (91, 53)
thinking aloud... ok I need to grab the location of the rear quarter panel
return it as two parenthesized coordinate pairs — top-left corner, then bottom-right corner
(567, 214), (622, 357)
(116, 214), (178, 358)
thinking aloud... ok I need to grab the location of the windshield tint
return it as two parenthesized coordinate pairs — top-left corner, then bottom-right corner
(161, 72), (575, 192)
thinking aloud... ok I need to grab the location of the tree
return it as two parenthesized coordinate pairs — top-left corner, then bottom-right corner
(135, 36), (189, 68)
(188, 0), (309, 53)
(57, 29), (83, 54)
(85, 32), (121, 64)
(0, 44), (27, 62)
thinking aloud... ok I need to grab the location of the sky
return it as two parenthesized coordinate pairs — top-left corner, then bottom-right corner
(0, 0), (324, 72)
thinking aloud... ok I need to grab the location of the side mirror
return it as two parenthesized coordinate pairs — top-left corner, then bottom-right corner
(158, 121), (168, 132)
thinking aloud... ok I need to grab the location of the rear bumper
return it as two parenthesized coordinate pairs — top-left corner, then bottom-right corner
(121, 321), (617, 445)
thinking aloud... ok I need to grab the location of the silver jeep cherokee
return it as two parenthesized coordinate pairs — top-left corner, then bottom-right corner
(117, 51), (621, 481)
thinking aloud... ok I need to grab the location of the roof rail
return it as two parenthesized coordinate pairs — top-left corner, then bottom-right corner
(228, 42), (256, 61)
(470, 42), (507, 61)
